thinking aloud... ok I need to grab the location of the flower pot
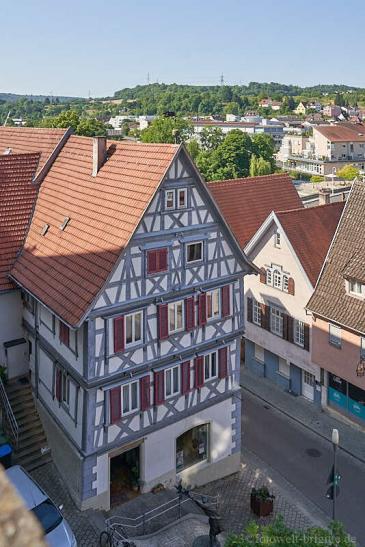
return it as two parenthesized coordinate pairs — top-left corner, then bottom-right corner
(250, 494), (274, 517)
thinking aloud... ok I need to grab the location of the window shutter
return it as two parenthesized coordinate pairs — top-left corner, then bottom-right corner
(157, 248), (168, 272)
(194, 356), (204, 388)
(288, 277), (295, 296)
(181, 361), (191, 394)
(185, 297), (195, 331)
(259, 268), (267, 284)
(304, 323), (310, 351)
(113, 316), (125, 353)
(158, 304), (169, 340)
(247, 297), (253, 323)
(147, 250), (157, 275)
(59, 322), (70, 346)
(261, 304), (270, 331)
(140, 376), (151, 411)
(198, 294), (207, 326)
(55, 369), (62, 401)
(110, 387), (121, 424)
(221, 285), (231, 317)
(283, 314), (289, 341)
(287, 316), (294, 343)
(154, 370), (165, 405)
(218, 347), (228, 379)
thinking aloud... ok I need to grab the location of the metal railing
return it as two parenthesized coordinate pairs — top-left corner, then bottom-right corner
(0, 378), (18, 447)
(104, 491), (218, 543)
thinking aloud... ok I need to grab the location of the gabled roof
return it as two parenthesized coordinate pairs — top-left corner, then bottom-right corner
(0, 127), (69, 178)
(208, 173), (303, 248)
(11, 136), (180, 326)
(307, 180), (365, 332)
(314, 124), (365, 142)
(0, 153), (40, 291)
(276, 203), (344, 286)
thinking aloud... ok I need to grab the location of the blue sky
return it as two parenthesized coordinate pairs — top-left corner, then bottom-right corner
(2, 0), (364, 97)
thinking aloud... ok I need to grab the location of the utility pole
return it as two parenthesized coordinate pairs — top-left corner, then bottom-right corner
(220, 73), (224, 86)
(147, 72), (150, 85)
(326, 428), (341, 520)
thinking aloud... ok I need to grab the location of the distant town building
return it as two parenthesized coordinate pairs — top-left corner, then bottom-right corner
(323, 105), (342, 118)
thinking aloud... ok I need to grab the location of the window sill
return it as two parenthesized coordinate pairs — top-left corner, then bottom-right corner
(276, 371), (290, 380)
(185, 261), (204, 268)
(162, 207), (192, 215)
(329, 342), (342, 350)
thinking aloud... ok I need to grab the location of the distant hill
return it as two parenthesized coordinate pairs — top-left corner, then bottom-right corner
(0, 93), (81, 103)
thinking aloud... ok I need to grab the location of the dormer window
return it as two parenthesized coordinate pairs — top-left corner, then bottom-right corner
(165, 190), (175, 210)
(275, 232), (281, 248)
(347, 278), (365, 298)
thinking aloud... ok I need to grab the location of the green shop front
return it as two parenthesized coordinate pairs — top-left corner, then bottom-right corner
(328, 373), (365, 423)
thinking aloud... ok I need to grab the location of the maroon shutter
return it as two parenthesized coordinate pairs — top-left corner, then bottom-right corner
(181, 361), (191, 394)
(194, 356), (204, 388)
(55, 369), (62, 401)
(157, 248), (168, 272)
(198, 294), (207, 326)
(304, 323), (310, 351)
(185, 297), (195, 331)
(287, 316), (294, 343)
(221, 285), (231, 317)
(158, 304), (169, 340)
(261, 304), (270, 331)
(288, 277), (295, 296)
(147, 250), (157, 274)
(140, 376), (151, 411)
(59, 322), (70, 347)
(113, 316), (125, 353)
(218, 347), (228, 379)
(283, 314), (289, 341)
(110, 387), (121, 424)
(259, 268), (267, 284)
(154, 370), (165, 405)
(247, 297), (253, 323)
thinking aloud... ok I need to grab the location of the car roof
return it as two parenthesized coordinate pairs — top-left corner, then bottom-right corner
(6, 465), (47, 509)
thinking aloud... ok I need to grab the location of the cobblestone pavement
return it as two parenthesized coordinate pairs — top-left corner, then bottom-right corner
(31, 463), (100, 547)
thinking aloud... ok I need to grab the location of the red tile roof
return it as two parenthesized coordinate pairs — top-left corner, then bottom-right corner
(0, 127), (68, 176)
(276, 202), (344, 286)
(0, 153), (40, 291)
(11, 136), (179, 326)
(208, 173), (303, 248)
(314, 124), (365, 142)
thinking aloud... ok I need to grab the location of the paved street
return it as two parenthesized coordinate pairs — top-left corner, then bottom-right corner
(242, 386), (364, 546)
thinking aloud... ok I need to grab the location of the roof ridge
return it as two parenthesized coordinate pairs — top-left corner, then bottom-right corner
(276, 201), (344, 216)
(208, 173), (290, 186)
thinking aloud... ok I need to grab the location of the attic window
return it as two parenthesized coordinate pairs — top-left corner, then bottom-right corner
(41, 224), (49, 236)
(60, 217), (70, 231)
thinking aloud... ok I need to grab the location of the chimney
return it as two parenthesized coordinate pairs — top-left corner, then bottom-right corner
(318, 188), (331, 206)
(92, 136), (107, 177)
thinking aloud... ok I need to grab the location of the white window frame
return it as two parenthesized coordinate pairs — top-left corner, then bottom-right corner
(61, 371), (70, 406)
(206, 288), (221, 322)
(282, 275), (289, 293)
(270, 306), (283, 337)
(348, 279), (363, 296)
(122, 381), (139, 416)
(294, 320), (305, 347)
(165, 190), (175, 210)
(266, 269), (273, 286)
(177, 188), (188, 209)
(204, 351), (218, 381)
(273, 269), (282, 290)
(254, 343), (264, 363)
(165, 365), (180, 398)
(168, 300), (185, 334)
(360, 337), (365, 359)
(125, 311), (143, 347)
(329, 323), (341, 348)
(278, 357), (290, 378)
(186, 241), (203, 264)
(253, 299), (261, 326)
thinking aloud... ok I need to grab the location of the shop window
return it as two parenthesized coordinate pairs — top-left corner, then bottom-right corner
(176, 424), (209, 472)
(329, 324), (341, 348)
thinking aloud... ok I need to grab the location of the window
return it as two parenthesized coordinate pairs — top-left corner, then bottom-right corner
(168, 300), (184, 334)
(254, 344), (264, 363)
(349, 279), (363, 295)
(270, 306), (283, 337)
(266, 269), (272, 285)
(253, 299), (261, 326)
(329, 324), (341, 348)
(278, 357), (290, 378)
(283, 275), (289, 293)
(122, 381), (139, 415)
(176, 424), (209, 471)
(59, 321), (70, 347)
(40, 306), (54, 332)
(61, 373), (70, 406)
(206, 289), (220, 321)
(204, 352), (218, 381)
(275, 232), (281, 248)
(360, 337), (365, 359)
(147, 248), (168, 274)
(273, 269), (282, 290)
(294, 320), (305, 347)
(266, 265), (290, 293)
(125, 311), (142, 347)
(186, 241), (203, 264)
(178, 188), (187, 209)
(22, 292), (34, 314)
(55, 368), (69, 406)
(165, 366), (180, 398)
(165, 190), (175, 209)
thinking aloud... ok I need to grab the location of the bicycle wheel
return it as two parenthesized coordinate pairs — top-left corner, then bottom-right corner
(99, 530), (112, 547)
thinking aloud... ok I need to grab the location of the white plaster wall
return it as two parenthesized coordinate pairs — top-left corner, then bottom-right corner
(0, 291), (28, 379)
(245, 220), (320, 377)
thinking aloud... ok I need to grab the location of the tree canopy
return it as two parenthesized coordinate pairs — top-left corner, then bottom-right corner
(336, 164), (360, 180)
(140, 116), (193, 144)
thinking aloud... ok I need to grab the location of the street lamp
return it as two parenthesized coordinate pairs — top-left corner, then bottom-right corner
(332, 428), (339, 521)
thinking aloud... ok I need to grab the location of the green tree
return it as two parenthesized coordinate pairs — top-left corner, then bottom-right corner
(186, 139), (200, 160)
(249, 155), (272, 176)
(76, 118), (107, 137)
(140, 116), (193, 144)
(196, 130), (253, 181)
(336, 164), (360, 180)
(223, 102), (240, 115)
(199, 127), (224, 151)
(225, 517), (353, 547)
(41, 110), (80, 131)
(251, 133), (275, 168)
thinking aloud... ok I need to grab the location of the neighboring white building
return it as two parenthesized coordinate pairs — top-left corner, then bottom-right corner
(107, 115), (136, 129)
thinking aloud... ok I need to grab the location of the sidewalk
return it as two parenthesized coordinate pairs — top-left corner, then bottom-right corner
(241, 367), (365, 464)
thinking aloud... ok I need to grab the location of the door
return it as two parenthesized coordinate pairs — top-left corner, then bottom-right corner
(302, 371), (315, 401)
(110, 446), (140, 507)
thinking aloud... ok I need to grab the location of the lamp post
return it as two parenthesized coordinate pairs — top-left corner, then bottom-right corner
(332, 428), (339, 521)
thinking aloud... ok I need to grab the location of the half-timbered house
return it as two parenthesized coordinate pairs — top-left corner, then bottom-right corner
(10, 135), (254, 510)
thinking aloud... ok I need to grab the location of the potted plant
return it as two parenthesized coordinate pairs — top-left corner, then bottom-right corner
(250, 486), (275, 517)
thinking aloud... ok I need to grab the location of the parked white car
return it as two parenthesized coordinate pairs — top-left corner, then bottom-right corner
(6, 465), (77, 546)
